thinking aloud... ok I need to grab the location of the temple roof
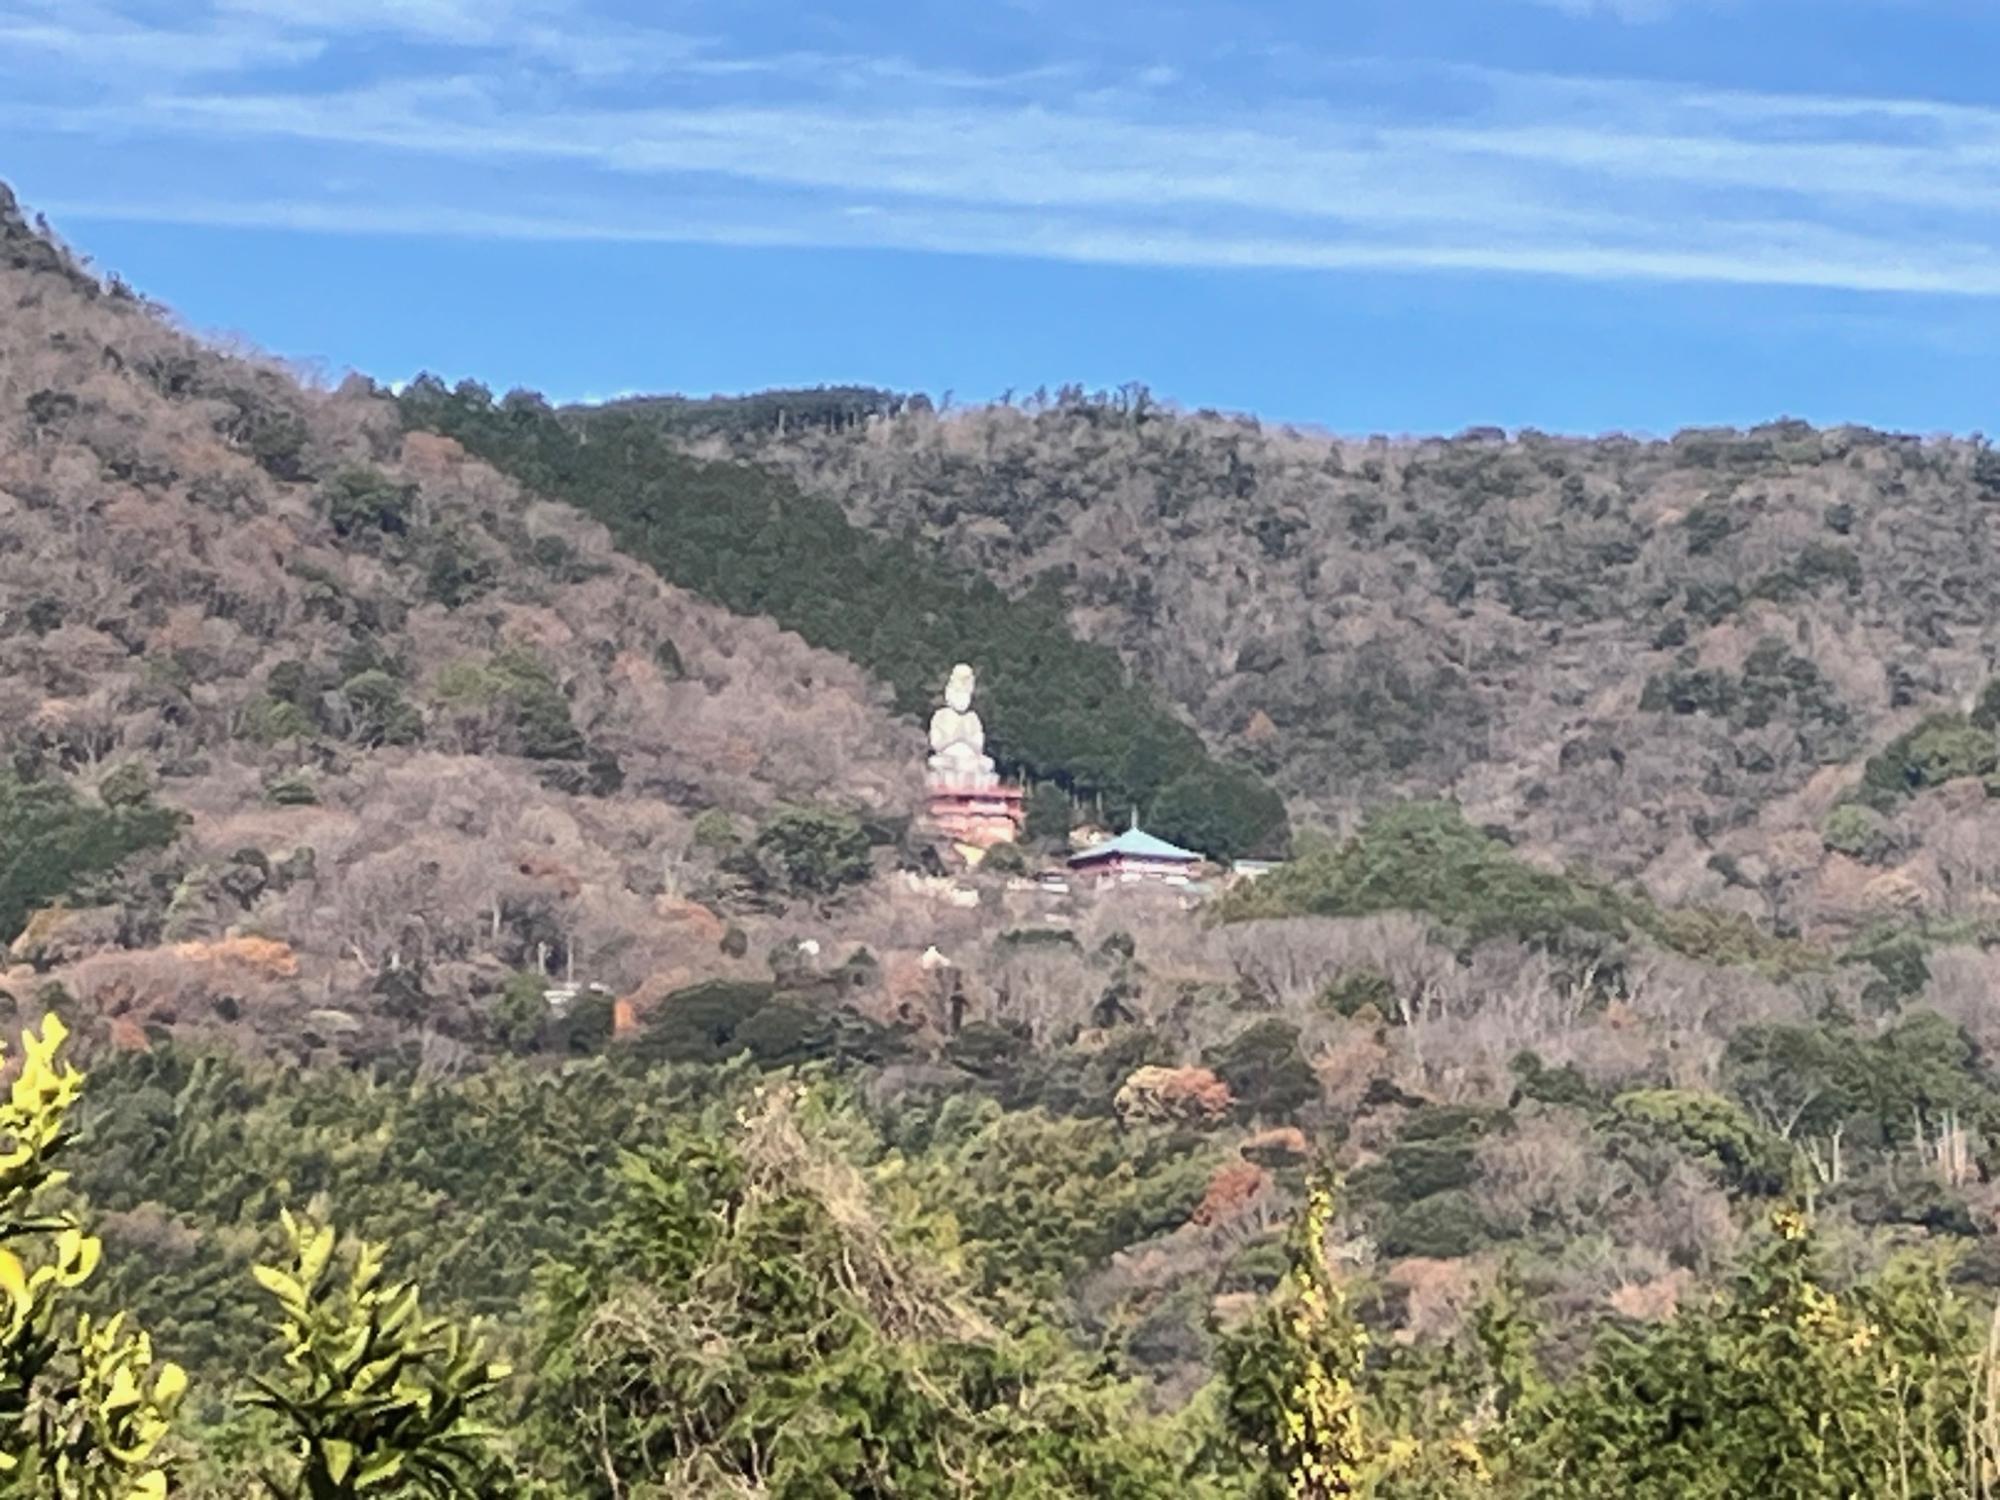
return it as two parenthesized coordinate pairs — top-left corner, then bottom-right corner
(1068, 824), (1203, 865)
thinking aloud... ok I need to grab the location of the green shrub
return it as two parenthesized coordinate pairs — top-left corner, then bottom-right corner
(1861, 711), (1998, 805)
(629, 981), (906, 1070)
(1203, 1019), (1320, 1121)
(0, 770), (185, 946)
(1150, 761), (1289, 860)
(1216, 1181), (1378, 1496)
(1852, 1009), (1986, 1144)
(754, 806), (873, 898)
(1223, 800), (1635, 954)
(1721, 1023), (1856, 1141)
(1318, 968), (1396, 1019)
(1734, 638), (1852, 749)
(1973, 676), (2000, 731)
(980, 840), (1029, 876)
(320, 465), (414, 538)
(432, 657), (499, 708)
(208, 383), (314, 480)
(1608, 1088), (1787, 1193)
(0, 1019), (187, 1493)
(340, 669), (424, 747)
(1518, 1208), (1979, 1496)
(1511, 1050), (1599, 1109)
(915, 1104), (1217, 1300)
(945, 1020), (1036, 1083)
(1372, 1138), (1479, 1207)
(691, 808), (740, 852)
(1821, 802), (1892, 862)
(1680, 501), (1735, 556)
(239, 695), (315, 744)
(1638, 640), (1851, 758)
(1379, 1189), (1488, 1259)
(245, 1212), (511, 1498)
(996, 927), (1081, 953)
(1841, 925), (1933, 1005)
(423, 529), (496, 607)
(1976, 447), (2000, 500)
(1032, 1026), (1180, 1118)
(728, 1000), (841, 1066)
(1639, 666), (1736, 717)
(262, 770), (318, 806)
(524, 1087), (1188, 1497)
(1683, 578), (1742, 623)
(629, 981), (774, 1065)
(1750, 541), (1863, 601)
(96, 760), (155, 809)
(493, 970), (549, 1053)
(1227, 802), (1809, 976)
(435, 649), (586, 761)
(557, 990), (618, 1056)
(1649, 907), (1825, 977)
(490, 649), (585, 760)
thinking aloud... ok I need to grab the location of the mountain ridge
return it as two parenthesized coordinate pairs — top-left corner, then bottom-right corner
(16, 187), (2000, 1500)
(680, 391), (2000, 940)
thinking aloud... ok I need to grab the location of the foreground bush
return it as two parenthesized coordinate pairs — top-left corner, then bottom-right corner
(0, 1022), (507, 1498)
(0, 1017), (185, 1497)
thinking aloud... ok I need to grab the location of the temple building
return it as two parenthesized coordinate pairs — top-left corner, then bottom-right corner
(925, 663), (1025, 856)
(1067, 818), (1204, 885)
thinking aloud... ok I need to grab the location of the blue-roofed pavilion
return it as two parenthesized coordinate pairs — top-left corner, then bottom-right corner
(1067, 818), (1204, 882)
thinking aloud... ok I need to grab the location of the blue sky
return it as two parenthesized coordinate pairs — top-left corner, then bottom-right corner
(5, 0), (2000, 435)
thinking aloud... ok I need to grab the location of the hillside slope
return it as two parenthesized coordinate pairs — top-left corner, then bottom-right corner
(693, 391), (2000, 936)
(0, 185), (921, 1056)
(398, 381), (1290, 857)
(18, 197), (2000, 1496)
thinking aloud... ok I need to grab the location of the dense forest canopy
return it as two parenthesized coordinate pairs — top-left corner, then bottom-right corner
(395, 376), (1289, 860)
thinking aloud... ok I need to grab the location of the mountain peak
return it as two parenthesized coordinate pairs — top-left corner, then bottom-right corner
(0, 180), (101, 296)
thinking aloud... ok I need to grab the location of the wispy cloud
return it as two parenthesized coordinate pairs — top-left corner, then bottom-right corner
(213, 0), (522, 40)
(7, 0), (2000, 297)
(0, 0), (322, 77)
(1523, 0), (1683, 21)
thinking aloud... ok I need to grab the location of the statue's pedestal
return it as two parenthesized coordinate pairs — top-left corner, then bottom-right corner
(927, 771), (1025, 850)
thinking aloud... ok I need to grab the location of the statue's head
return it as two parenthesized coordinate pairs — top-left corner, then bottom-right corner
(944, 662), (976, 713)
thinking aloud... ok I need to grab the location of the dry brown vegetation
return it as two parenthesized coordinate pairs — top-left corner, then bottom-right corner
(717, 393), (2000, 936)
(0, 185), (920, 1055)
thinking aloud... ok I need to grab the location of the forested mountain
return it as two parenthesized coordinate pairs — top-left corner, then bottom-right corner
(711, 392), (2000, 939)
(397, 380), (1289, 859)
(0, 182), (928, 1062)
(14, 182), (2000, 1496)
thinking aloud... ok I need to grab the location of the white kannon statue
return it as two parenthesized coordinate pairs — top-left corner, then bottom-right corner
(928, 663), (995, 785)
